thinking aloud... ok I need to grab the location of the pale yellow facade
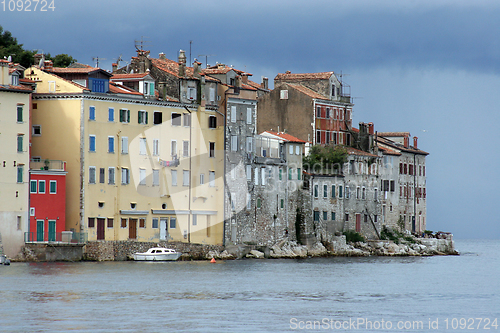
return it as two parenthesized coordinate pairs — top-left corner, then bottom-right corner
(27, 67), (225, 245)
(0, 65), (32, 257)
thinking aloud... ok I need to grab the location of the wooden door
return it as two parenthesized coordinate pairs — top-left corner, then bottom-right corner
(97, 218), (105, 240)
(355, 214), (361, 232)
(129, 218), (137, 239)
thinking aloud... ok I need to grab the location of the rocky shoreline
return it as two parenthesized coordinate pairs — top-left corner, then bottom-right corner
(206, 235), (458, 260)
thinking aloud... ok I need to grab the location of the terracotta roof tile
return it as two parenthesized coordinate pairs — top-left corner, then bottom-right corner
(378, 146), (401, 156)
(345, 146), (378, 157)
(111, 73), (151, 80)
(376, 136), (428, 155)
(150, 58), (196, 79)
(261, 131), (307, 143)
(377, 132), (410, 138)
(275, 71), (334, 81)
(0, 83), (33, 92)
(246, 79), (269, 91)
(109, 82), (143, 95)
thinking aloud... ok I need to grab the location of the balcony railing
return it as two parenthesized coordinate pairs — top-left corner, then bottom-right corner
(24, 231), (87, 244)
(30, 159), (65, 171)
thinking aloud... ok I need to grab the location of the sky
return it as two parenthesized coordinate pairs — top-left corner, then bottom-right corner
(1, 0), (499, 239)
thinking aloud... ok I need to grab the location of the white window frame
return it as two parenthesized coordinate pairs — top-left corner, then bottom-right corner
(49, 180), (57, 194)
(139, 168), (146, 185)
(139, 138), (147, 155)
(152, 169), (159, 186)
(171, 170), (178, 186)
(246, 164), (252, 181)
(230, 106), (237, 123)
(121, 168), (130, 185)
(246, 107), (252, 125)
(183, 140), (189, 157)
(108, 136), (115, 153)
(209, 171), (215, 187)
(183, 170), (190, 186)
(108, 167), (115, 185)
(32, 125), (42, 136)
(231, 136), (238, 152)
(153, 139), (159, 156)
(121, 137), (128, 154)
(171, 140), (177, 158)
(200, 173), (205, 185)
(89, 167), (96, 184)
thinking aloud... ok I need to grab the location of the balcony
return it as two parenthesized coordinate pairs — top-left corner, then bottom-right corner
(30, 159), (66, 171)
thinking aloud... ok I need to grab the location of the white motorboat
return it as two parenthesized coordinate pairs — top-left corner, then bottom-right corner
(133, 247), (182, 261)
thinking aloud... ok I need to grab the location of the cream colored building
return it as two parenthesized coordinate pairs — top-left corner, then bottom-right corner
(26, 66), (224, 245)
(0, 60), (33, 257)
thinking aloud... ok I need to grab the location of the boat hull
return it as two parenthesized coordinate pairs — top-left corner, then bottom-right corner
(133, 252), (182, 261)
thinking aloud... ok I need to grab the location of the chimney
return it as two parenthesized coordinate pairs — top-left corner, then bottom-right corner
(159, 52), (166, 60)
(262, 77), (268, 90)
(0, 59), (9, 85)
(404, 136), (409, 148)
(178, 50), (186, 77)
(34, 54), (44, 67)
(413, 136), (418, 149)
(368, 122), (374, 135)
(193, 60), (202, 78)
(112, 63), (118, 72)
(242, 74), (248, 84)
(44, 60), (53, 71)
(285, 70), (291, 74)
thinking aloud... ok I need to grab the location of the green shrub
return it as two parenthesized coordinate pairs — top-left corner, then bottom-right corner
(343, 230), (365, 243)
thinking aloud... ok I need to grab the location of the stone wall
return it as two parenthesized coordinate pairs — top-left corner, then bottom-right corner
(21, 243), (85, 262)
(83, 241), (225, 261)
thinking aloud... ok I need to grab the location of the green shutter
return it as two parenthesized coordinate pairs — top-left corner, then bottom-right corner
(138, 111), (142, 124)
(17, 166), (23, 183)
(145, 112), (148, 124)
(150, 82), (154, 96)
(17, 106), (23, 122)
(127, 110), (130, 123)
(17, 135), (23, 152)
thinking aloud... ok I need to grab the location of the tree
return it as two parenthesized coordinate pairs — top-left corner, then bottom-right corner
(50, 54), (77, 67)
(303, 145), (348, 174)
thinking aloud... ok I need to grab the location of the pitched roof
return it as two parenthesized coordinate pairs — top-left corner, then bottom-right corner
(48, 66), (112, 77)
(246, 79), (270, 91)
(202, 64), (247, 76)
(111, 73), (151, 80)
(345, 146), (378, 157)
(378, 146), (401, 156)
(108, 82), (143, 96)
(377, 132), (410, 138)
(0, 83), (33, 92)
(275, 71), (334, 81)
(150, 58), (196, 79)
(376, 136), (428, 155)
(261, 130), (307, 143)
(286, 83), (329, 100)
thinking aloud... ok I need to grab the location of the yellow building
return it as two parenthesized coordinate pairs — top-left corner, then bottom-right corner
(0, 60), (33, 257)
(25, 65), (224, 245)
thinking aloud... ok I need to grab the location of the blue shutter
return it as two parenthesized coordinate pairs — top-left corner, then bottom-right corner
(109, 137), (114, 153)
(109, 108), (114, 122)
(89, 106), (95, 120)
(90, 136), (95, 152)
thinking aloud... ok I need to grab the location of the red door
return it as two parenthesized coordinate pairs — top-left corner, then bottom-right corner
(97, 218), (105, 240)
(355, 214), (361, 232)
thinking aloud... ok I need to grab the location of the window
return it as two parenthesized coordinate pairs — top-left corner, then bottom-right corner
(254, 168), (259, 185)
(339, 185), (343, 198)
(374, 215), (378, 223)
(208, 115), (217, 128)
(171, 170), (178, 186)
(374, 188), (378, 201)
(170, 217), (176, 229)
(121, 137), (128, 154)
(364, 214), (368, 223)
(230, 106), (236, 123)
(324, 184), (328, 198)
(17, 165), (23, 183)
(362, 187), (366, 200)
(279, 168), (282, 180)
(390, 180), (395, 192)
(121, 168), (130, 185)
(17, 105), (23, 122)
(192, 215), (197, 226)
(153, 169), (159, 186)
(183, 141), (189, 157)
(289, 168), (293, 180)
(108, 108), (114, 122)
(345, 213), (349, 221)
(246, 137), (253, 153)
(281, 199), (284, 209)
(383, 180), (390, 192)
(231, 164), (236, 180)
(139, 169), (146, 185)
(153, 139), (159, 156)
(209, 171), (215, 187)
(138, 110), (148, 125)
(108, 167), (115, 184)
(297, 168), (301, 180)
(231, 192), (236, 210)
(183, 113), (191, 127)
(345, 186), (350, 199)
(88, 218), (95, 228)
(152, 218), (159, 229)
(89, 106), (95, 120)
(296, 146), (300, 155)
(280, 89), (289, 99)
(316, 106), (321, 118)
(314, 211), (320, 221)
(314, 185), (319, 198)
(289, 145), (293, 155)
(247, 193), (252, 210)
(99, 168), (105, 184)
(316, 130), (321, 144)
(107, 218), (113, 228)
(38, 180), (46, 193)
(200, 173), (205, 185)
(30, 180), (37, 193)
(323, 211), (328, 221)
(261, 167), (266, 186)
(108, 136), (115, 153)
(32, 125), (42, 136)
(246, 165), (251, 181)
(246, 108), (252, 124)
(231, 136), (238, 151)
(140, 138), (147, 155)
(89, 135), (96, 152)
(139, 218), (146, 228)
(331, 185), (336, 198)
(171, 140), (177, 157)
(89, 167), (96, 184)
(409, 164), (414, 176)
(121, 218), (127, 228)
(257, 198), (261, 208)
(171, 113), (181, 126)
(331, 212), (336, 221)
(120, 109), (130, 123)
(209, 87), (216, 102)
(356, 186), (360, 199)
(209, 142), (215, 158)
(17, 135), (23, 152)
(154, 111), (162, 125)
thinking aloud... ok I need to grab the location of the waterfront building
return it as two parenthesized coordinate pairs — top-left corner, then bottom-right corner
(0, 59), (34, 257)
(25, 61), (224, 245)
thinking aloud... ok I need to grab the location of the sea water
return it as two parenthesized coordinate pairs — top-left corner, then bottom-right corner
(0, 239), (498, 332)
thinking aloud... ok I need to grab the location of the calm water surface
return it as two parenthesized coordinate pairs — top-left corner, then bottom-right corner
(0, 239), (498, 332)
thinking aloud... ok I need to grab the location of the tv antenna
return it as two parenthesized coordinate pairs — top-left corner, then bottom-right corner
(198, 54), (216, 68)
(92, 56), (106, 68)
(135, 36), (151, 51)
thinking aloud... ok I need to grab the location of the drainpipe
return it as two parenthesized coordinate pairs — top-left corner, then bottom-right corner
(183, 105), (192, 243)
